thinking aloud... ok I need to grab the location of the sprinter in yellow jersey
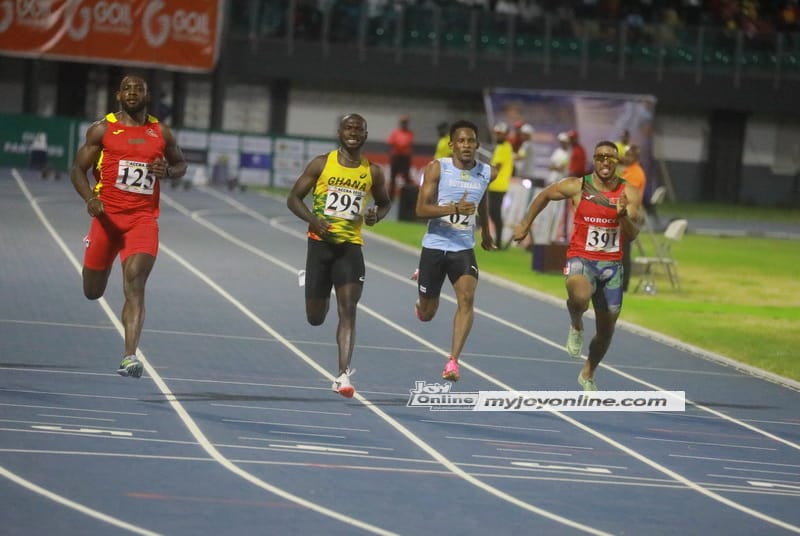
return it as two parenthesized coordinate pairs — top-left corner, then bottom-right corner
(287, 113), (391, 397)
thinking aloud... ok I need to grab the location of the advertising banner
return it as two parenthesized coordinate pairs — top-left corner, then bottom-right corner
(239, 135), (272, 186)
(176, 129), (209, 184)
(484, 88), (657, 188)
(0, 0), (223, 72)
(208, 132), (239, 186)
(272, 137), (305, 188)
(0, 113), (74, 170)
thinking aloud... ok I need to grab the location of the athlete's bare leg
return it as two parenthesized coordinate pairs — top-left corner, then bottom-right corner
(333, 282), (362, 375)
(449, 274), (477, 362)
(582, 310), (618, 380)
(416, 294), (439, 321)
(565, 275), (591, 331)
(82, 267), (112, 300)
(305, 297), (330, 326)
(121, 253), (156, 356)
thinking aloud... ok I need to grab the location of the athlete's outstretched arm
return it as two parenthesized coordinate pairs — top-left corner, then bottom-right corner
(513, 176), (582, 242)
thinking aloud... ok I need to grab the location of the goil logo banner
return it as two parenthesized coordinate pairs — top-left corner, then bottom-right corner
(0, 0), (222, 72)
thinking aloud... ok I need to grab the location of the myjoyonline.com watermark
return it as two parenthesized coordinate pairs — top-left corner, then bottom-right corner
(407, 381), (685, 412)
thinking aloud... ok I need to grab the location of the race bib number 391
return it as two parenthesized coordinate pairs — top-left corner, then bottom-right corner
(585, 224), (620, 252)
(324, 187), (364, 220)
(115, 160), (155, 195)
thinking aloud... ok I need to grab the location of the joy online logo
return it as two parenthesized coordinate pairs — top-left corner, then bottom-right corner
(407, 381), (478, 410)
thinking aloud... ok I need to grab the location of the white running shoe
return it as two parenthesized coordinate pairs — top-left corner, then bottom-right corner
(332, 368), (355, 398)
(566, 326), (584, 359)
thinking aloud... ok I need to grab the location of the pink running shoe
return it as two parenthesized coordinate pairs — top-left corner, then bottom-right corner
(332, 369), (355, 398)
(441, 356), (460, 382)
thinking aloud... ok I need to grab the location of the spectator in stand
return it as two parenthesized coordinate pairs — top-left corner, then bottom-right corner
(555, 129), (586, 243)
(434, 121), (451, 159)
(387, 114), (414, 200)
(506, 123), (537, 247)
(489, 121), (515, 249)
(568, 130), (587, 177)
(620, 144), (646, 293)
(614, 129), (631, 161)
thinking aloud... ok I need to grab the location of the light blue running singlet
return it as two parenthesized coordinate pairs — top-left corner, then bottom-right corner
(422, 158), (492, 252)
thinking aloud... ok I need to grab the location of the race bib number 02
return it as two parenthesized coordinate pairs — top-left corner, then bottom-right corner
(324, 187), (364, 220)
(585, 224), (620, 252)
(115, 159), (155, 195)
(439, 211), (475, 231)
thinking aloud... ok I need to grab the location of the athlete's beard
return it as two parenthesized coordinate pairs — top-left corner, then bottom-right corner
(120, 99), (147, 116)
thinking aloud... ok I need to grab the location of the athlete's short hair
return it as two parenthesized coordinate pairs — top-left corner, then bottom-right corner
(449, 120), (479, 140)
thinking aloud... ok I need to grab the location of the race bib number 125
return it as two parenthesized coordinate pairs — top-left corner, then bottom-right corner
(115, 159), (155, 195)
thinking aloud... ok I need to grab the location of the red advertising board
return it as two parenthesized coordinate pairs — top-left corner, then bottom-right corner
(0, 0), (223, 72)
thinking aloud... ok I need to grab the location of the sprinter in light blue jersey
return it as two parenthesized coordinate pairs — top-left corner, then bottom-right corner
(414, 120), (497, 381)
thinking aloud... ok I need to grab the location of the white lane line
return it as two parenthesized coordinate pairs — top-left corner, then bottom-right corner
(13, 170), (397, 536)
(635, 437), (776, 451)
(0, 465), (161, 536)
(511, 462), (612, 474)
(0, 387), (139, 401)
(0, 318), (116, 330)
(157, 243), (609, 535)
(2, 448), (795, 496)
(242, 436), (396, 451)
(160, 192), (612, 535)
(191, 186), (800, 533)
(418, 419), (559, 433)
(724, 467), (800, 477)
(210, 403), (351, 416)
(269, 444), (370, 455)
(0, 403), (145, 416)
(473, 455), (628, 470)
(266, 431), (347, 439)
(0, 419), (156, 434)
(497, 448), (573, 457)
(266, 207), (800, 454)
(37, 414), (116, 422)
(32, 425), (132, 437)
(221, 419), (370, 432)
(445, 436), (593, 450)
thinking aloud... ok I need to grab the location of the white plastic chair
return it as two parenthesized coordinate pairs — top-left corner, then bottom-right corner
(633, 218), (688, 294)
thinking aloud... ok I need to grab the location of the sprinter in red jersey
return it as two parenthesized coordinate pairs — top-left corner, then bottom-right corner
(512, 141), (641, 391)
(70, 75), (187, 378)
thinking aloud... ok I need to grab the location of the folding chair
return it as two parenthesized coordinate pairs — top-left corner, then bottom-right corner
(633, 218), (688, 294)
(634, 185), (667, 256)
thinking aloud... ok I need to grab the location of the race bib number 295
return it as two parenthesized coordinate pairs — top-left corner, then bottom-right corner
(115, 160), (155, 195)
(324, 187), (364, 220)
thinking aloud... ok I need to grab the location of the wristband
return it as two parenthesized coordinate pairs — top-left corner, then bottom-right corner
(165, 165), (172, 178)
(86, 196), (98, 204)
